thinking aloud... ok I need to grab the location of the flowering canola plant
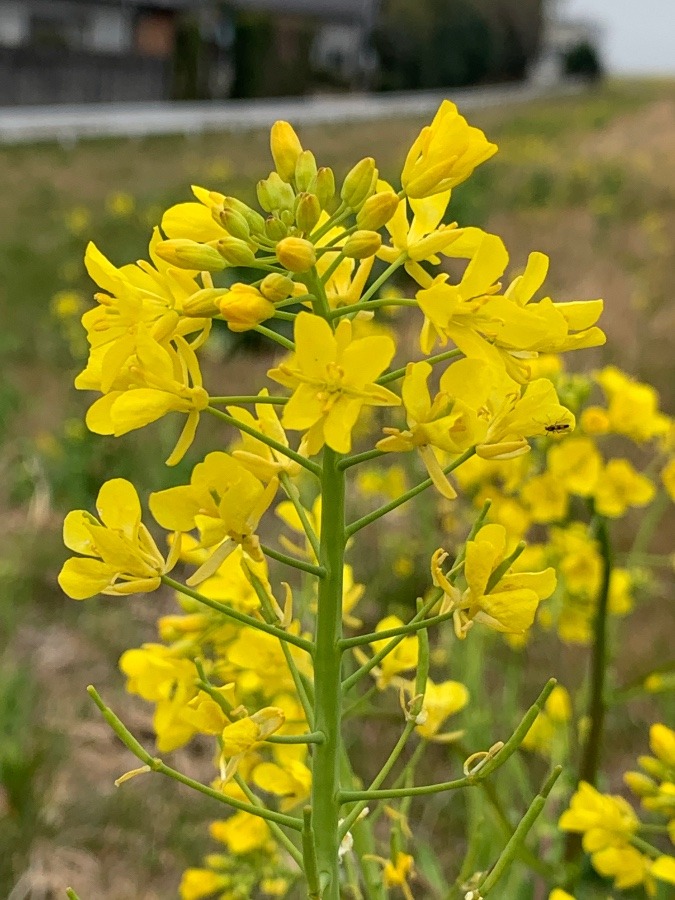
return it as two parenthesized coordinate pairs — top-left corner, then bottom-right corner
(58, 101), (675, 899)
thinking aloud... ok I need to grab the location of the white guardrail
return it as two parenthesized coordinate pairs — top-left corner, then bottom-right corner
(0, 82), (584, 145)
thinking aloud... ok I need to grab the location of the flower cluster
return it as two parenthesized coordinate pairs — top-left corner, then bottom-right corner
(58, 100), (673, 900)
(560, 724), (675, 896)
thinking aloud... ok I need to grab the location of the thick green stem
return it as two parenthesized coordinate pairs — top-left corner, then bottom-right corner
(578, 517), (612, 788)
(564, 520), (613, 866)
(311, 447), (346, 898)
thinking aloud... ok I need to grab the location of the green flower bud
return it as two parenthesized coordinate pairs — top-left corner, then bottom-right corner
(341, 157), (378, 210)
(216, 236), (257, 267)
(257, 171), (295, 213)
(357, 191), (400, 230)
(623, 771), (658, 797)
(295, 150), (318, 192)
(342, 230), (382, 259)
(182, 288), (228, 317)
(638, 755), (668, 781)
(265, 215), (289, 242)
(222, 196), (265, 235)
(295, 192), (321, 234)
(276, 236), (316, 273)
(220, 207), (250, 241)
(311, 166), (336, 210)
(155, 238), (225, 272)
(260, 273), (295, 303)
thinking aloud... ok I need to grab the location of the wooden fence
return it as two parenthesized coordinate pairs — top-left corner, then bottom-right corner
(0, 46), (171, 105)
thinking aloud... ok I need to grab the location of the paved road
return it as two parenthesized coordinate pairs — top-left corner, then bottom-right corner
(0, 82), (583, 145)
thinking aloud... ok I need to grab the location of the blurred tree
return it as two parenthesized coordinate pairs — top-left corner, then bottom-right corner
(564, 41), (603, 81)
(375, 0), (544, 90)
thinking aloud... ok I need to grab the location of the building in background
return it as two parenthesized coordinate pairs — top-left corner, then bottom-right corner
(221, 0), (379, 97)
(532, 0), (603, 83)
(0, 0), (218, 104)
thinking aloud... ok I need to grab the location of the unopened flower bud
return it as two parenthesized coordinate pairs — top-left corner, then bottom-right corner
(216, 236), (257, 267)
(155, 238), (225, 272)
(295, 150), (318, 192)
(219, 283), (275, 332)
(182, 288), (228, 317)
(260, 273), (295, 303)
(222, 196), (265, 235)
(257, 171), (295, 213)
(295, 192), (321, 234)
(623, 771), (657, 797)
(341, 157), (378, 210)
(357, 191), (400, 230)
(220, 207), (250, 241)
(265, 215), (289, 242)
(637, 755), (667, 781)
(270, 120), (303, 183)
(311, 166), (336, 209)
(276, 236), (316, 273)
(342, 230), (382, 259)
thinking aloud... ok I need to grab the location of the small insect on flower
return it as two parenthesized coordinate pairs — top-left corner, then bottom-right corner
(544, 423), (571, 433)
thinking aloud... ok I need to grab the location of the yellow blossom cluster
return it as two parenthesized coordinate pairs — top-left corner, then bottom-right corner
(56, 97), (673, 900)
(560, 724), (675, 896)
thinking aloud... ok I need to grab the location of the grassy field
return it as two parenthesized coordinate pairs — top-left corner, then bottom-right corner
(0, 79), (674, 898)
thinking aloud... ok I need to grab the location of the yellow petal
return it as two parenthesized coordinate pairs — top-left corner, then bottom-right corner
(96, 478), (141, 536)
(58, 556), (115, 599)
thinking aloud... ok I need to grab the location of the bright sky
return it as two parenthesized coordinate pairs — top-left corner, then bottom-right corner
(564, 0), (675, 74)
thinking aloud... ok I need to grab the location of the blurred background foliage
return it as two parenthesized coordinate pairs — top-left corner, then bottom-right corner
(0, 80), (673, 896)
(375, 0), (544, 90)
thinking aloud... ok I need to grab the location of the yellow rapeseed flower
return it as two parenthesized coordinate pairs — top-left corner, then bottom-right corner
(401, 99), (497, 198)
(559, 781), (638, 852)
(58, 478), (180, 600)
(149, 451), (278, 583)
(268, 312), (400, 454)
